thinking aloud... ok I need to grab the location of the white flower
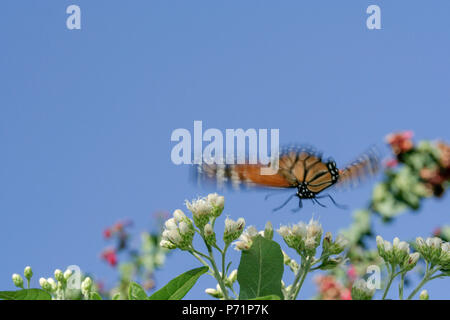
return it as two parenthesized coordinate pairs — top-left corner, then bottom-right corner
(164, 218), (178, 230)
(398, 241), (410, 254)
(419, 290), (429, 300)
(416, 237), (425, 248)
(207, 193), (225, 209)
(63, 269), (73, 281)
(185, 197), (213, 218)
(12, 274), (23, 288)
(426, 237), (442, 249)
(441, 242), (450, 253)
(376, 236), (384, 248)
(178, 221), (190, 235)
(39, 277), (48, 288)
(160, 239), (176, 249)
(24, 266), (33, 280)
(54, 269), (64, 282)
(277, 226), (290, 238)
(173, 209), (186, 222)
(292, 222), (307, 238)
(384, 240), (393, 252)
(335, 234), (349, 248)
(306, 218), (322, 239)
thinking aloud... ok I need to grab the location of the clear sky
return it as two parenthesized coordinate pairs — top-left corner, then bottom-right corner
(1, 1), (449, 299)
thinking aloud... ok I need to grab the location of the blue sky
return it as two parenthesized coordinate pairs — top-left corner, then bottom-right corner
(1, 1), (449, 299)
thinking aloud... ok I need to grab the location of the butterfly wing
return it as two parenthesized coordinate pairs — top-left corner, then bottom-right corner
(336, 147), (381, 189)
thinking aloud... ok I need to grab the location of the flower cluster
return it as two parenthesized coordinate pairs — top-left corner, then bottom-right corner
(415, 237), (450, 270)
(185, 193), (224, 229)
(159, 209), (195, 250)
(11, 266), (99, 300)
(314, 275), (352, 300)
(376, 236), (420, 271)
(351, 279), (375, 300)
(385, 131), (414, 156)
(372, 133), (450, 219)
(277, 219), (347, 259)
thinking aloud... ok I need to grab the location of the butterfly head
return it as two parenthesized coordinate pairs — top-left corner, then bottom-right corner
(296, 182), (316, 199)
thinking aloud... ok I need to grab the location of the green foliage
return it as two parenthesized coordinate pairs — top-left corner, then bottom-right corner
(128, 282), (148, 300)
(0, 289), (52, 300)
(148, 266), (208, 300)
(237, 236), (284, 300)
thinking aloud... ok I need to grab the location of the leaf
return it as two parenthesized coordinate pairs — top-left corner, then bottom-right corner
(148, 266), (208, 300)
(112, 293), (121, 300)
(89, 292), (102, 300)
(128, 282), (148, 300)
(237, 235), (284, 300)
(0, 289), (52, 300)
(250, 295), (281, 300)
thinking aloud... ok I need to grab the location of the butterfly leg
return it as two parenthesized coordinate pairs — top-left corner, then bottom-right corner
(273, 193), (296, 212)
(291, 198), (303, 213)
(316, 194), (348, 210)
(312, 198), (327, 208)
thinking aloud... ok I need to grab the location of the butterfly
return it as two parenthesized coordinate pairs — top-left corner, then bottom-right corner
(194, 146), (380, 211)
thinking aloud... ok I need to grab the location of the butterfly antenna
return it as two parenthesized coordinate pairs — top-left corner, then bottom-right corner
(273, 194), (296, 212)
(316, 194), (348, 210)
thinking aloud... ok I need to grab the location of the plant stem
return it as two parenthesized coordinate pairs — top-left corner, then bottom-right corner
(407, 262), (434, 300)
(206, 244), (231, 300)
(399, 273), (405, 300)
(382, 264), (395, 300)
(289, 257), (311, 300)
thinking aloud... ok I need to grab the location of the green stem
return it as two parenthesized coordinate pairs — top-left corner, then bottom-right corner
(382, 264), (396, 300)
(290, 257), (311, 300)
(406, 262), (435, 300)
(399, 273), (406, 300)
(206, 244), (231, 300)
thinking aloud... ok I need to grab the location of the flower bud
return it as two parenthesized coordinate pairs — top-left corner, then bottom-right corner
(419, 290), (429, 300)
(47, 278), (57, 292)
(12, 274), (24, 289)
(24, 266), (33, 281)
(173, 209), (187, 222)
(207, 193), (225, 217)
(402, 252), (420, 271)
(223, 217), (245, 244)
(351, 279), (374, 300)
(54, 269), (64, 282)
(39, 278), (51, 291)
(205, 286), (223, 299)
(81, 277), (93, 295)
(322, 232), (333, 252)
(160, 239), (177, 250)
(204, 223), (216, 246)
(228, 269), (238, 284)
(64, 269), (73, 281)
(185, 197), (213, 228)
(164, 218), (178, 230)
(264, 221), (274, 240)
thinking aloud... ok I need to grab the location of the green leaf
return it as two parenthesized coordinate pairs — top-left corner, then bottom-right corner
(148, 266), (208, 300)
(0, 289), (52, 300)
(237, 235), (284, 300)
(250, 295), (281, 300)
(112, 293), (121, 300)
(128, 282), (148, 300)
(89, 292), (102, 300)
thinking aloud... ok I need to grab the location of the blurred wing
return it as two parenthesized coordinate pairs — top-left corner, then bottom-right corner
(194, 162), (294, 190)
(194, 146), (323, 190)
(336, 147), (381, 189)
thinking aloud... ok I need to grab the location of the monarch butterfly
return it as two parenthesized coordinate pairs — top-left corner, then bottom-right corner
(194, 146), (380, 211)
